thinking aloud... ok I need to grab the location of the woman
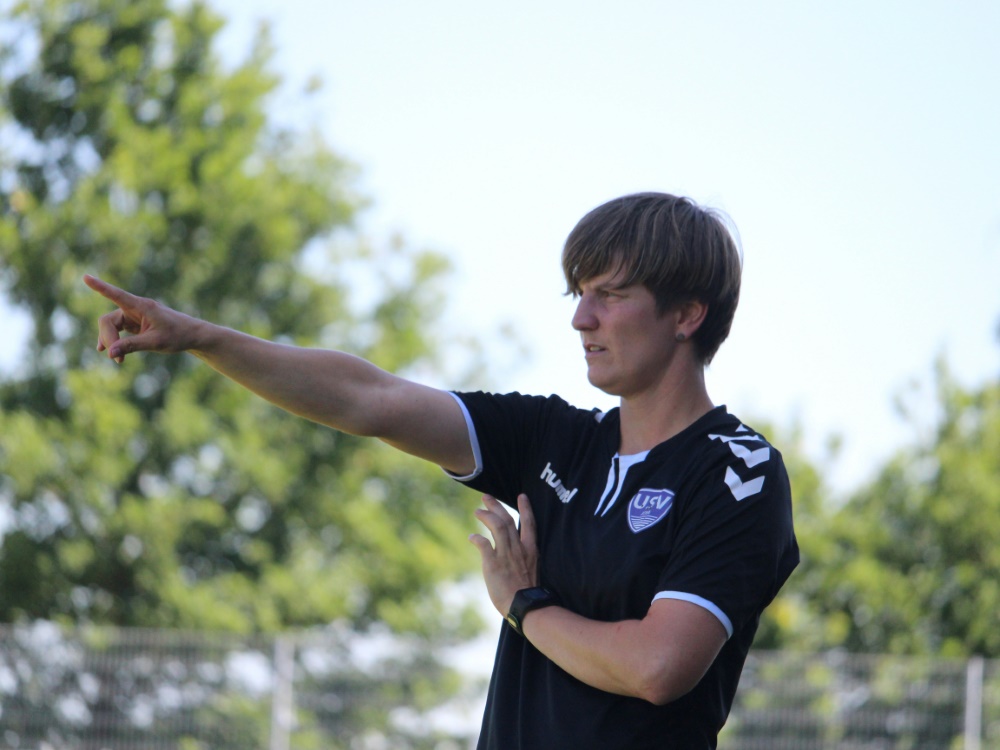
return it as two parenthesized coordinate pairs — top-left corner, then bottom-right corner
(87, 192), (798, 749)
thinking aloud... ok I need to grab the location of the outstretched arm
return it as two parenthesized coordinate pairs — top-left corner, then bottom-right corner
(470, 493), (727, 704)
(83, 275), (475, 474)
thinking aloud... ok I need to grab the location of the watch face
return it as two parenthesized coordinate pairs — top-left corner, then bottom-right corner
(524, 588), (552, 604)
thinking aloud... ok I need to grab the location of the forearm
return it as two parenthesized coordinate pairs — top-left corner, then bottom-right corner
(187, 320), (474, 472)
(520, 599), (726, 706)
(521, 608), (672, 703)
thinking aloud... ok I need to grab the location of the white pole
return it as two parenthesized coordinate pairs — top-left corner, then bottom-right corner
(963, 656), (984, 750)
(269, 635), (295, 750)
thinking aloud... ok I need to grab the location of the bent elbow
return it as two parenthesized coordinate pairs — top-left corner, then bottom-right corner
(639, 681), (686, 707)
(635, 664), (701, 706)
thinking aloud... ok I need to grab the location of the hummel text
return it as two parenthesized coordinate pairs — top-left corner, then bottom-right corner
(540, 462), (578, 504)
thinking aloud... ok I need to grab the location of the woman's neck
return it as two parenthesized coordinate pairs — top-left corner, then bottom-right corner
(617, 366), (714, 454)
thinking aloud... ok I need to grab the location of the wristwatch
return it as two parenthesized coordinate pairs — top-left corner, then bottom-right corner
(506, 587), (559, 637)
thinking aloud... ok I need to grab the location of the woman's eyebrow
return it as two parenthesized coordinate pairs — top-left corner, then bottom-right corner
(596, 278), (634, 292)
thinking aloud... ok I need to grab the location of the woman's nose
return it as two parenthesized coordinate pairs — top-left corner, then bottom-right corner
(572, 295), (597, 331)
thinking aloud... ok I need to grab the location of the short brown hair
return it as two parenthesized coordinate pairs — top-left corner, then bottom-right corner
(562, 192), (742, 364)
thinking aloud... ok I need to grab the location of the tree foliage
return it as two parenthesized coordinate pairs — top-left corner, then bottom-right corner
(0, 0), (481, 638)
(774, 362), (1000, 657)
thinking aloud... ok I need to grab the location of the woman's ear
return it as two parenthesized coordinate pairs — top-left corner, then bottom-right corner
(674, 300), (708, 341)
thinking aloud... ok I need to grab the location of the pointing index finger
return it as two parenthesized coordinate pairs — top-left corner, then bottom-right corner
(83, 274), (140, 309)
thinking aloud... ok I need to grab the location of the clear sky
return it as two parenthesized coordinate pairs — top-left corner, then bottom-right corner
(209, 0), (1000, 494)
(6, 1), (1000, 494)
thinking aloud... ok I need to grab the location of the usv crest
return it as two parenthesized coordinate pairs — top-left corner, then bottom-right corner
(627, 489), (675, 533)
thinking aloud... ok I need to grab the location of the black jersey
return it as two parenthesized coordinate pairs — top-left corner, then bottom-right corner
(450, 391), (799, 750)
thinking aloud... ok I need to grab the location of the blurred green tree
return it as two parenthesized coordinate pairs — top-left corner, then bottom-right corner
(721, 362), (1000, 750)
(0, 0), (483, 744)
(775, 362), (1000, 658)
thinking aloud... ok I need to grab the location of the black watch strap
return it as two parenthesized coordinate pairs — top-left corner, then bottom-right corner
(505, 586), (559, 637)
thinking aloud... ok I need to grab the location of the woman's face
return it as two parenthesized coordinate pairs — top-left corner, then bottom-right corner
(571, 268), (680, 399)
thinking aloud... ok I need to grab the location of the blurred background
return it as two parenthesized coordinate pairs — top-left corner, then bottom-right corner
(1, 1), (998, 748)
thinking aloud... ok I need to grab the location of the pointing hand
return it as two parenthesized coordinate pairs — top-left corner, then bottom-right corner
(83, 275), (199, 363)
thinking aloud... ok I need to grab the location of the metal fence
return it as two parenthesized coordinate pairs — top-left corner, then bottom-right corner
(1, 622), (997, 749)
(723, 650), (999, 750)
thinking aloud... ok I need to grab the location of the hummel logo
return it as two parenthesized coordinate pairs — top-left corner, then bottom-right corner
(708, 430), (771, 468)
(710, 428), (768, 502)
(724, 466), (765, 501)
(540, 462), (578, 503)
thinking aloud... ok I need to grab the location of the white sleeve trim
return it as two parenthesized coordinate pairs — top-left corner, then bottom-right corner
(442, 392), (483, 482)
(652, 591), (734, 639)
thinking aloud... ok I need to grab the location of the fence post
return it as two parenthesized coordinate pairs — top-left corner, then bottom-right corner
(270, 635), (295, 750)
(964, 655), (984, 750)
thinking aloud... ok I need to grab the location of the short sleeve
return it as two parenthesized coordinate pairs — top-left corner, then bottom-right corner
(448, 391), (557, 507)
(654, 446), (799, 634)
